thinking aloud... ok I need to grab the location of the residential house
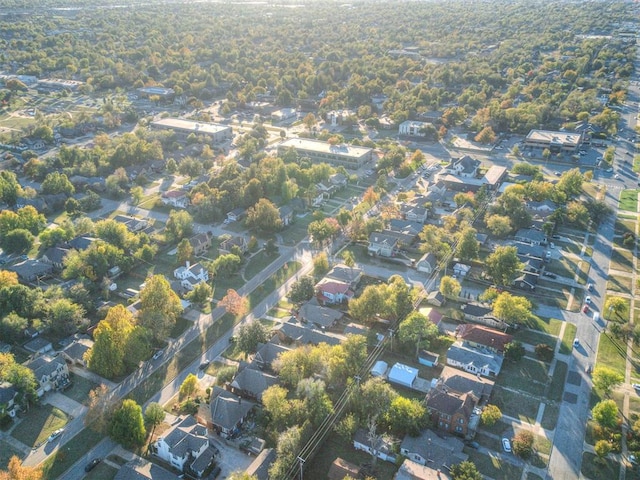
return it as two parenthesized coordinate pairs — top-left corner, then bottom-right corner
(329, 173), (348, 188)
(436, 366), (495, 403)
(15, 196), (46, 212)
(425, 385), (479, 437)
(381, 229), (418, 250)
(514, 272), (539, 291)
(26, 355), (70, 397)
(482, 165), (508, 190)
(456, 325), (513, 354)
(395, 459), (452, 480)
(452, 263), (471, 279)
(279, 205), (294, 227)
(388, 363), (419, 389)
(0, 382), (18, 419)
(399, 120), (434, 138)
(513, 241), (547, 261)
(400, 429), (467, 468)
(400, 203), (429, 224)
(228, 367), (279, 402)
(112, 215), (148, 233)
(114, 458), (179, 480)
(299, 301), (343, 329)
(328, 458), (361, 480)
(61, 337), (94, 367)
(353, 428), (397, 463)
(446, 343), (504, 377)
(416, 252), (438, 274)
(189, 232), (212, 256)
(226, 208), (246, 223)
(173, 261), (209, 291)
(204, 387), (253, 438)
(246, 448), (276, 480)
(251, 342), (291, 372)
(162, 190), (190, 209)
(460, 303), (493, 323)
(277, 320), (342, 347)
(526, 200), (557, 217)
(368, 232), (398, 257)
(41, 246), (71, 270)
(514, 228), (547, 246)
(154, 415), (214, 477)
(316, 181), (337, 200)
(41, 193), (68, 212)
(67, 235), (96, 251)
(444, 155), (480, 178)
(315, 278), (353, 305)
(7, 260), (53, 283)
(24, 337), (53, 355)
(426, 291), (445, 307)
(219, 236), (248, 255)
(520, 257), (544, 274)
(418, 307), (443, 328)
(389, 219), (423, 237)
(325, 264), (363, 288)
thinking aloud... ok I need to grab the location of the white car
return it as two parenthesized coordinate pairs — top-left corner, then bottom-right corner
(152, 350), (163, 360)
(48, 428), (64, 442)
(502, 438), (512, 453)
(585, 296), (591, 304)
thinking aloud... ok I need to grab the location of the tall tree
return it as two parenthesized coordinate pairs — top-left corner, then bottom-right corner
(109, 399), (146, 448)
(144, 402), (166, 441)
(165, 210), (194, 242)
(139, 275), (183, 342)
(246, 198), (282, 233)
(492, 292), (532, 325)
(592, 367), (624, 396)
(287, 276), (315, 304)
(397, 311), (439, 358)
(440, 275), (461, 298)
(219, 289), (248, 316)
(0, 456), (43, 480)
(456, 227), (479, 261)
(84, 384), (115, 433)
(450, 461), (482, 480)
(85, 305), (134, 378)
(236, 321), (268, 357)
(486, 246), (523, 286)
(592, 400), (619, 429)
(179, 374), (198, 399)
(177, 238), (193, 265)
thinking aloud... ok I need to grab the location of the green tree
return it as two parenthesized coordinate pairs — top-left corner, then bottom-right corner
(450, 460), (482, 480)
(481, 404), (502, 426)
(176, 238), (193, 265)
(139, 275), (183, 342)
(165, 210), (194, 242)
(485, 214), (512, 238)
(397, 311), (439, 359)
(313, 252), (330, 276)
(492, 292), (532, 325)
(504, 341), (526, 362)
(85, 305), (134, 378)
(186, 282), (212, 306)
(130, 186), (144, 205)
(594, 439), (612, 463)
(246, 198), (282, 232)
(592, 399), (619, 429)
(592, 367), (624, 396)
(236, 321), (268, 357)
(0, 229), (34, 254)
(383, 396), (428, 436)
(288, 276), (315, 304)
(144, 402), (165, 440)
(41, 172), (74, 195)
(352, 377), (398, 422)
(604, 296), (627, 319)
(262, 385), (292, 432)
(0, 353), (38, 408)
(227, 473), (257, 480)
(440, 275), (461, 298)
(512, 430), (534, 459)
(109, 399), (146, 448)
(486, 246), (523, 286)
(47, 298), (85, 335)
(179, 373), (198, 399)
(456, 227), (479, 261)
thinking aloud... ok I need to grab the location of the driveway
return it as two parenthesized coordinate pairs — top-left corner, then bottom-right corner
(208, 435), (254, 477)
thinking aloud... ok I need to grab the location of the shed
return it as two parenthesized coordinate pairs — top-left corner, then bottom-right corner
(388, 363), (418, 388)
(418, 350), (440, 367)
(371, 360), (388, 378)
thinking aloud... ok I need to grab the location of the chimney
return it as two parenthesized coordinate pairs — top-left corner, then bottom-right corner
(186, 260), (190, 269)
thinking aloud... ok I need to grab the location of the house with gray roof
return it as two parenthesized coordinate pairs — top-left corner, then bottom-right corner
(277, 320), (342, 347)
(416, 252), (438, 274)
(425, 385), (479, 437)
(251, 342), (291, 372)
(67, 235), (96, 251)
(436, 366), (495, 403)
(388, 219), (423, 237)
(114, 458), (179, 480)
(353, 428), (397, 464)
(514, 228), (547, 246)
(400, 429), (467, 469)
(400, 203), (429, 224)
(26, 355), (70, 397)
(0, 382), (18, 419)
(41, 246), (71, 270)
(61, 338), (94, 367)
(368, 231), (398, 257)
(229, 367), (279, 402)
(154, 415), (214, 477)
(112, 214), (148, 232)
(201, 387), (253, 438)
(24, 337), (53, 355)
(299, 301), (343, 329)
(446, 342), (504, 377)
(444, 155), (480, 178)
(325, 264), (363, 288)
(246, 448), (276, 480)
(7, 260), (53, 283)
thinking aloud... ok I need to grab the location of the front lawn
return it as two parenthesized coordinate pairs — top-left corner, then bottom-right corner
(514, 329), (556, 349)
(603, 295), (631, 323)
(619, 189), (639, 212)
(540, 404), (560, 430)
(84, 462), (118, 480)
(559, 323), (577, 355)
(63, 373), (98, 405)
(581, 452), (620, 480)
(465, 451), (523, 480)
(497, 358), (549, 397)
(596, 333), (627, 378)
(547, 360), (568, 402)
(522, 316), (562, 336)
(244, 251), (279, 280)
(489, 386), (539, 424)
(0, 439), (22, 470)
(11, 405), (70, 448)
(170, 316), (192, 338)
(610, 248), (634, 273)
(607, 274), (633, 295)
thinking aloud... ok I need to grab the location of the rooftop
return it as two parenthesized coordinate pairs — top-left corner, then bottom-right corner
(279, 138), (372, 158)
(151, 118), (230, 135)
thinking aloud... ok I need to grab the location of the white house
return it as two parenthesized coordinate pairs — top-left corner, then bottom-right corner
(353, 428), (397, 464)
(446, 343), (504, 377)
(173, 261), (209, 291)
(161, 190), (190, 209)
(388, 363), (418, 389)
(398, 120), (433, 137)
(26, 355), (70, 397)
(154, 416), (215, 477)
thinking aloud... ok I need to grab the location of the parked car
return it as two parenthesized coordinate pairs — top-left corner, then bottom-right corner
(573, 339), (580, 348)
(633, 384), (640, 392)
(582, 304), (590, 313)
(543, 272), (557, 279)
(47, 428), (64, 443)
(199, 361), (210, 371)
(587, 283), (593, 292)
(152, 349), (163, 360)
(85, 458), (102, 472)
(502, 438), (512, 453)
(586, 364), (592, 374)
(466, 441), (480, 450)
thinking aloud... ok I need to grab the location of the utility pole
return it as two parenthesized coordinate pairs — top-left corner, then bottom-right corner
(297, 456), (305, 480)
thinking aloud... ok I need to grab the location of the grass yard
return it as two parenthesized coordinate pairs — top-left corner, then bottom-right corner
(83, 462), (118, 480)
(559, 323), (577, 355)
(607, 274), (633, 294)
(514, 329), (556, 349)
(610, 248), (634, 273)
(0, 439), (22, 470)
(615, 219), (637, 236)
(465, 451), (523, 480)
(11, 405), (70, 448)
(619, 189), (639, 212)
(305, 436), (398, 480)
(603, 295), (631, 323)
(525, 316), (563, 336)
(40, 428), (103, 480)
(244, 252), (279, 280)
(170, 316), (192, 338)
(540, 403), (560, 430)
(497, 358), (549, 397)
(548, 360), (568, 403)
(248, 261), (301, 309)
(527, 287), (573, 311)
(581, 452), (620, 480)
(63, 373), (98, 405)
(490, 386), (539, 424)
(596, 333), (627, 378)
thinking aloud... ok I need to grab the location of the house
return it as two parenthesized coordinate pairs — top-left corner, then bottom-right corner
(315, 278), (353, 305)
(41, 246), (71, 270)
(173, 261), (209, 291)
(353, 428), (397, 463)
(24, 337), (53, 355)
(299, 301), (343, 329)
(0, 382), (18, 419)
(388, 363), (419, 389)
(425, 385), (479, 437)
(444, 155), (480, 178)
(399, 120), (434, 138)
(189, 232), (212, 256)
(251, 342), (291, 372)
(329, 173), (348, 188)
(219, 236), (248, 255)
(26, 355), (70, 397)
(513, 241), (547, 261)
(418, 350), (439, 368)
(61, 337), (94, 367)
(226, 208), (246, 223)
(460, 303), (493, 323)
(246, 448), (276, 480)
(514, 228), (547, 246)
(67, 235), (96, 251)
(416, 252), (438, 274)
(418, 307), (443, 327)
(277, 320), (342, 347)
(205, 387), (254, 438)
(154, 415), (214, 477)
(436, 366), (495, 403)
(452, 263), (471, 279)
(456, 324), (513, 354)
(395, 459), (452, 480)
(279, 205), (294, 227)
(381, 229), (418, 250)
(7, 260), (53, 283)
(446, 343), (504, 377)
(325, 264), (363, 288)
(389, 219), (423, 237)
(482, 165), (508, 190)
(400, 203), (429, 224)
(521, 257), (544, 274)
(229, 367), (279, 402)
(328, 458), (361, 480)
(514, 272), (539, 290)
(316, 181), (337, 199)
(400, 429), (467, 468)
(112, 215), (148, 232)
(368, 231), (399, 257)
(162, 190), (190, 209)
(426, 291), (445, 307)
(114, 458), (179, 480)
(526, 200), (557, 216)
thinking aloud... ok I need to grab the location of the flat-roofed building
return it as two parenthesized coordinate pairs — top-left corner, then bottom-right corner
(137, 86), (175, 100)
(524, 129), (585, 153)
(151, 118), (232, 143)
(278, 138), (373, 169)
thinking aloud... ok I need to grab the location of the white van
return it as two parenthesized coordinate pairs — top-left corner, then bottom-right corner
(593, 312), (600, 323)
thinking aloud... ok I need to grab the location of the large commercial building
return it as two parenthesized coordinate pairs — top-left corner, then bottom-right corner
(278, 138), (373, 169)
(150, 118), (232, 143)
(524, 129), (585, 153)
